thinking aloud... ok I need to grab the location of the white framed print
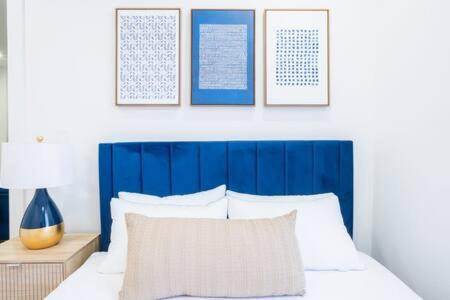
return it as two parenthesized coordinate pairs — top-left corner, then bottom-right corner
(264, 9), (329, 106)
(116, 8), (181, 106)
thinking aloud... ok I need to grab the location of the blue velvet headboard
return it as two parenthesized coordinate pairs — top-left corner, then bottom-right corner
(99, 140), (353, 251)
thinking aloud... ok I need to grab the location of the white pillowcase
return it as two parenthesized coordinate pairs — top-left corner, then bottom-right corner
(119, 184), (226, 205)
(226, 190), (333, 202)
(97, 197), (228, 274)
(227, 191), (364, 271)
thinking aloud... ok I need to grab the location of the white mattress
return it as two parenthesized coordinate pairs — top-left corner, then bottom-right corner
(46, 252), (421, 300)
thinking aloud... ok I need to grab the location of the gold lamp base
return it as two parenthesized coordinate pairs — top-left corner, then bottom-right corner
(20, 223), (64, 250)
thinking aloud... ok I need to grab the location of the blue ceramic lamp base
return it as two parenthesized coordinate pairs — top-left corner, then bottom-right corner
(19, 188), (64, 250)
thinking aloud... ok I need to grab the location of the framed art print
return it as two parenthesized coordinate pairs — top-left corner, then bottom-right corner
(191, 9), (255, 105)
(116, 8), (180, 105)
(265, 9), (329, 106)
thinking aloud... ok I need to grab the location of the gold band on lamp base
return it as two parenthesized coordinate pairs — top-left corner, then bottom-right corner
(19, 223), (65, 250)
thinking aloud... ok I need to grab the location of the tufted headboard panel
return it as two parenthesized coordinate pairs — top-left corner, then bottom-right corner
(98, 140), (353, 251)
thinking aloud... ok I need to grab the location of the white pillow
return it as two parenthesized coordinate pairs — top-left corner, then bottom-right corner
(119, 184), (226, 205)
(98, 197), (228, 274)
(227, 192), (364, 271)
(226, 190), (333, 202)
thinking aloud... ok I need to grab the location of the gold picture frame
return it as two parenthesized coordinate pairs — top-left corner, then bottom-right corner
(115, 8), (182, 106)
(264, 9), (330, 106)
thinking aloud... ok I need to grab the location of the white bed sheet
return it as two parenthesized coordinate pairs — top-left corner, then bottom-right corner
(46, 252), (421, 300)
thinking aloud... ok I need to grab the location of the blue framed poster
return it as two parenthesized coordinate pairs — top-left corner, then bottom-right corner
(191, 9), (255, 105)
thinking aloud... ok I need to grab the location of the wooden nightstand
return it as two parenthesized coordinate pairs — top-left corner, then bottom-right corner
(0, 233), (99, 300)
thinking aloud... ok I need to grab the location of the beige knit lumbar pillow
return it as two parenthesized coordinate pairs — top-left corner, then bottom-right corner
(120, 211), (305, 300)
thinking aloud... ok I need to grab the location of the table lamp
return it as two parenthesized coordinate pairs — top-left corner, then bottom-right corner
(0, 137), (73, 249)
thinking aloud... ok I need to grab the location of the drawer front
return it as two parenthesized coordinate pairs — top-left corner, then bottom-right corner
(0, 263), (64, 300)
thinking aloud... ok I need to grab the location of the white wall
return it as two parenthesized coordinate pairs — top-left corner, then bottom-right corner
(0, 66), (6, 144)
(7, 0), (450, 299)
(0, 0), (6, 145)
(7, 0), (376, 251)
(372, 1), (450, 299)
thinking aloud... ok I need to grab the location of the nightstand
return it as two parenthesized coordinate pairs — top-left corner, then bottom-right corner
(0, 233), (99, 300)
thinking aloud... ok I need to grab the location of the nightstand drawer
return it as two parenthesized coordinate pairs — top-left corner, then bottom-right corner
(1, 263), (64, 299)
(0, 234), (99, 299)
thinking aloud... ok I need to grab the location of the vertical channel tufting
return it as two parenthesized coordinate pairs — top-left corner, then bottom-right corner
(139, 144), (144, 193)
(339, 141), (354, 236)
(285, 142), (314, 195)
(99, 140), (354, 250)
(228, 142), (257, 194)
(141, 143), (171, 196)
(337, 142), (341, 201)
(255, 142), (259, 194)
(283, 143), (287, 195)
(171, 143), (200, 194)
(226, 142), (229, 188)
(112, 143), (142, 195)
(257, 142), (285, 195)
(197, 143), (201, 191)
(169, 144), (173, 194)
(99, 143), (113, 251)
(313, 142), (340, 194)
(312, 142), (317, 193)
(199, 142), (227, 190)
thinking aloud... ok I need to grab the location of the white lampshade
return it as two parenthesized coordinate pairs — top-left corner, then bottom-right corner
(0, 142), (73, 189)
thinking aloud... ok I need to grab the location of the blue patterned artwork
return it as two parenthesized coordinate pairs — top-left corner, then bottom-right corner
(199, 24), (248, 90)
(275, 29), (319, 87)
(265, 10), (329, 106)
(191, 10), (255, 105)
(116, 9), (180, 105)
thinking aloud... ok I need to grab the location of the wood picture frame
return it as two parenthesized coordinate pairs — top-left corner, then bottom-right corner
(115, 8), (181, 106)
(190, 9), (256, 106)
(264, 9), (330, 106)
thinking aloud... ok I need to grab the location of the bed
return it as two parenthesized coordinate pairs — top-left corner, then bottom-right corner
(46, 140), (421, 300)
(46, 251), (419, 300)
